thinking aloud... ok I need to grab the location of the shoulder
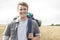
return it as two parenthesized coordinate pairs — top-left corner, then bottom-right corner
(31, 19), (39, 29)
(32, 20), (38, 25)
(7, 19), (18, 28)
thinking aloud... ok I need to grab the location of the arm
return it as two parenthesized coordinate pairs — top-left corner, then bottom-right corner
(3, 24), (11, 40)
(33, 20), (40, 40)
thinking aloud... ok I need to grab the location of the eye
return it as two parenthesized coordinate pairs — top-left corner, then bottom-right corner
(24, 8), (26, 10)
(20, 9), (22, 11)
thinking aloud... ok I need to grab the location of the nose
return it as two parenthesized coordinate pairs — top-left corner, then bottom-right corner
(21, 9), (25, 12)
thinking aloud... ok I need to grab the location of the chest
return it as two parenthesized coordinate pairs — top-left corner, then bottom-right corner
(18, 21), (28, 33)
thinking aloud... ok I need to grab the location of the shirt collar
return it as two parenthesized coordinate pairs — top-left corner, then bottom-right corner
(14, 17), (28, 23)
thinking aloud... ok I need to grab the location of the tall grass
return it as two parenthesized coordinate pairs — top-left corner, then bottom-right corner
(0, 25), (60, 40)
(40, 26), (60, 40)
(0, 25), (6, 40)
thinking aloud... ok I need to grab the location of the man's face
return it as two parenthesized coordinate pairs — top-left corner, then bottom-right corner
(18, 5), (28, 18)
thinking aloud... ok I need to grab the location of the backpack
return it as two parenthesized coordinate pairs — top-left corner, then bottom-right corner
(13, 16), (41, 27)
(27, 12), (41, 27)
(13, 12), (41, 27)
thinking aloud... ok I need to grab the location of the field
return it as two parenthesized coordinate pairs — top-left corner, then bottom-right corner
(0, 25), (6, 40)
(0, 25), (60, 40)
(40, 26), (60, 40)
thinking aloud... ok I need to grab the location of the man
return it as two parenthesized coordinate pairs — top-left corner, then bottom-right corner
(3, 2), (40, 40)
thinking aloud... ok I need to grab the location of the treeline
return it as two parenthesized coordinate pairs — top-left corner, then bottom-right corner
(51, 24), (60, 26)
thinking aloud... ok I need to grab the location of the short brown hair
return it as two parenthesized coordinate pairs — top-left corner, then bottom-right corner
(17, 2), (28, 9)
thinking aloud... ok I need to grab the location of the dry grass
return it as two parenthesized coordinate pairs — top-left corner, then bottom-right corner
(40, 26), (60, 40)
(0, 25), (60, 40)
(0, 25), (6, 40)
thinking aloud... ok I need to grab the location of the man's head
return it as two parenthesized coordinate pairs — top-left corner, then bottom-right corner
(17, 2), (28, 18)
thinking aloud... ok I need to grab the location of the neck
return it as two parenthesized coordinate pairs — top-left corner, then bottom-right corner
(20, 17), (27, 21)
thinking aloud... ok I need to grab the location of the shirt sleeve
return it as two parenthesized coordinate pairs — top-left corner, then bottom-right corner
(3, 24), (11, 40)
(33, 20), (40, 36)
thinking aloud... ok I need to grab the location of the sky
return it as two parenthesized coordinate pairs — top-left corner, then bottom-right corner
(0, 0), (60, 25)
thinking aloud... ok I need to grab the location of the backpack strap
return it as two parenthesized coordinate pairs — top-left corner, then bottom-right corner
(27, 18), (32, 33)
(27, 18), (32, 40)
